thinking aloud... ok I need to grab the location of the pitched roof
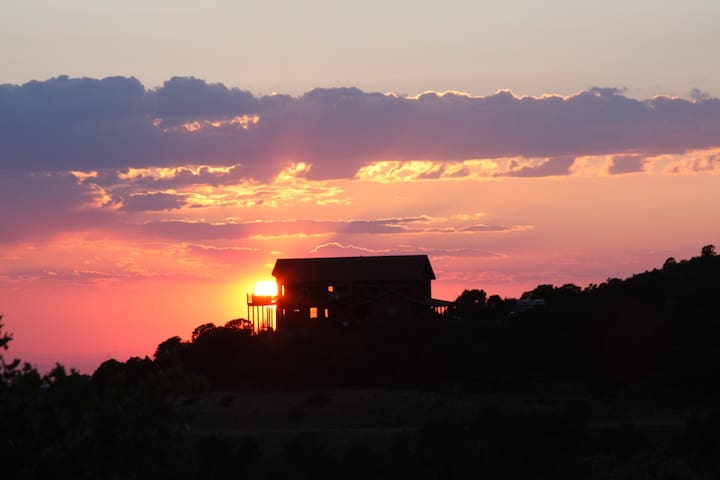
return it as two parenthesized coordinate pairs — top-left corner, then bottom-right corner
(272, 255), (436, 283)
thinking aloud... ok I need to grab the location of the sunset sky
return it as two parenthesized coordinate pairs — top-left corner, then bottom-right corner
(2, 0), (719, 372)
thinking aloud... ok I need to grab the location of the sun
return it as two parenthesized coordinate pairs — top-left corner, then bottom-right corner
(253, 280), (278, 297)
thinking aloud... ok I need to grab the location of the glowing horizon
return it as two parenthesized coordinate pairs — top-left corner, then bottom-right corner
(3, 0), (720, 374)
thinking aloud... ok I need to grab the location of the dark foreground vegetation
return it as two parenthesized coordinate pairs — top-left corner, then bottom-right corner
(2, 245), (720, 478)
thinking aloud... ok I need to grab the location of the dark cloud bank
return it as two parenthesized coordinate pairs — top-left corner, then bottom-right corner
(2, 76), (720, 180)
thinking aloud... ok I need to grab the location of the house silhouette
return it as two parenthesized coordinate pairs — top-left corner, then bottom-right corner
(272, 255), (451, 330)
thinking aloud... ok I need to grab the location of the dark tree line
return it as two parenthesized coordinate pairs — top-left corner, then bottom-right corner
(1, 316), (197, 478)
(1, 245), (720, 478)
(136, 245), (720, 397)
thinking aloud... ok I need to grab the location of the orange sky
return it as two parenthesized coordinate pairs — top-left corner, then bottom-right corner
(3, 166), (718, 373)
(1, 80), (719, 373)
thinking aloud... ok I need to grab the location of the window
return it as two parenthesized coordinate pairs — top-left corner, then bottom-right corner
(324, 308), (329, 318)
(281, 285), (285, 296)
(327, 285), (334, 293)
(310, 307), (318, 319)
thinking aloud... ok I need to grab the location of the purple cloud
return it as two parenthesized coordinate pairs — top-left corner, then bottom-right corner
(154, 77), (258, 125)
(120, 192), (188, 212)
(2, 77), (720, 180)
(0, 171), (113, 243)
(506, 156), (576, 177)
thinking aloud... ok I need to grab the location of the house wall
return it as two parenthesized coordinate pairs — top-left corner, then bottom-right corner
(274, 277), (432, 330)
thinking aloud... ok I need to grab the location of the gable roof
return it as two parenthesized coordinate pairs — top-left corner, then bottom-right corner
(272, 255), (436, 283)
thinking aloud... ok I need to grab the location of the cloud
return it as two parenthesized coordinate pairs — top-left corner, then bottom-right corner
(506, 156), (576, 177)
(3, 77), (720, 180)
(182, 243), (258, 261)
(0, 268), (126, 285)
(608, 155), (647, 174)
(587, 86), (625, 96)
(310, 242), (389, 255)
(154, 77), (258, 125)
(0, 165), (536, 247)
(310, 242), (505, 258)
(125, 214), (528, 243)
(690, 88), (711, 102)
(0, 170), (114, 243)
(120, 192), (188, 212)
(133, 217), (427, 241)
(460, 224), (530, 233)
(0, 174), (459, 245)
(668, 150), (720, 173)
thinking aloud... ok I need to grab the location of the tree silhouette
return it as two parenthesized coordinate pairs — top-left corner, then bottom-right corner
(521, 284), (555, 300)
(191, 322), (216, 341)
(0, 315), (10, 353)
(154, 335), (184, 362)
(701, 244), (716, 257)
(224, 318), (252, 330)
(0, 315), (23, 385)
(452, 289), (487, 320)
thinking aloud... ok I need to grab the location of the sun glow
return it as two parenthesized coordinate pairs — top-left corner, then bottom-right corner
(253, 280), (278, 297)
